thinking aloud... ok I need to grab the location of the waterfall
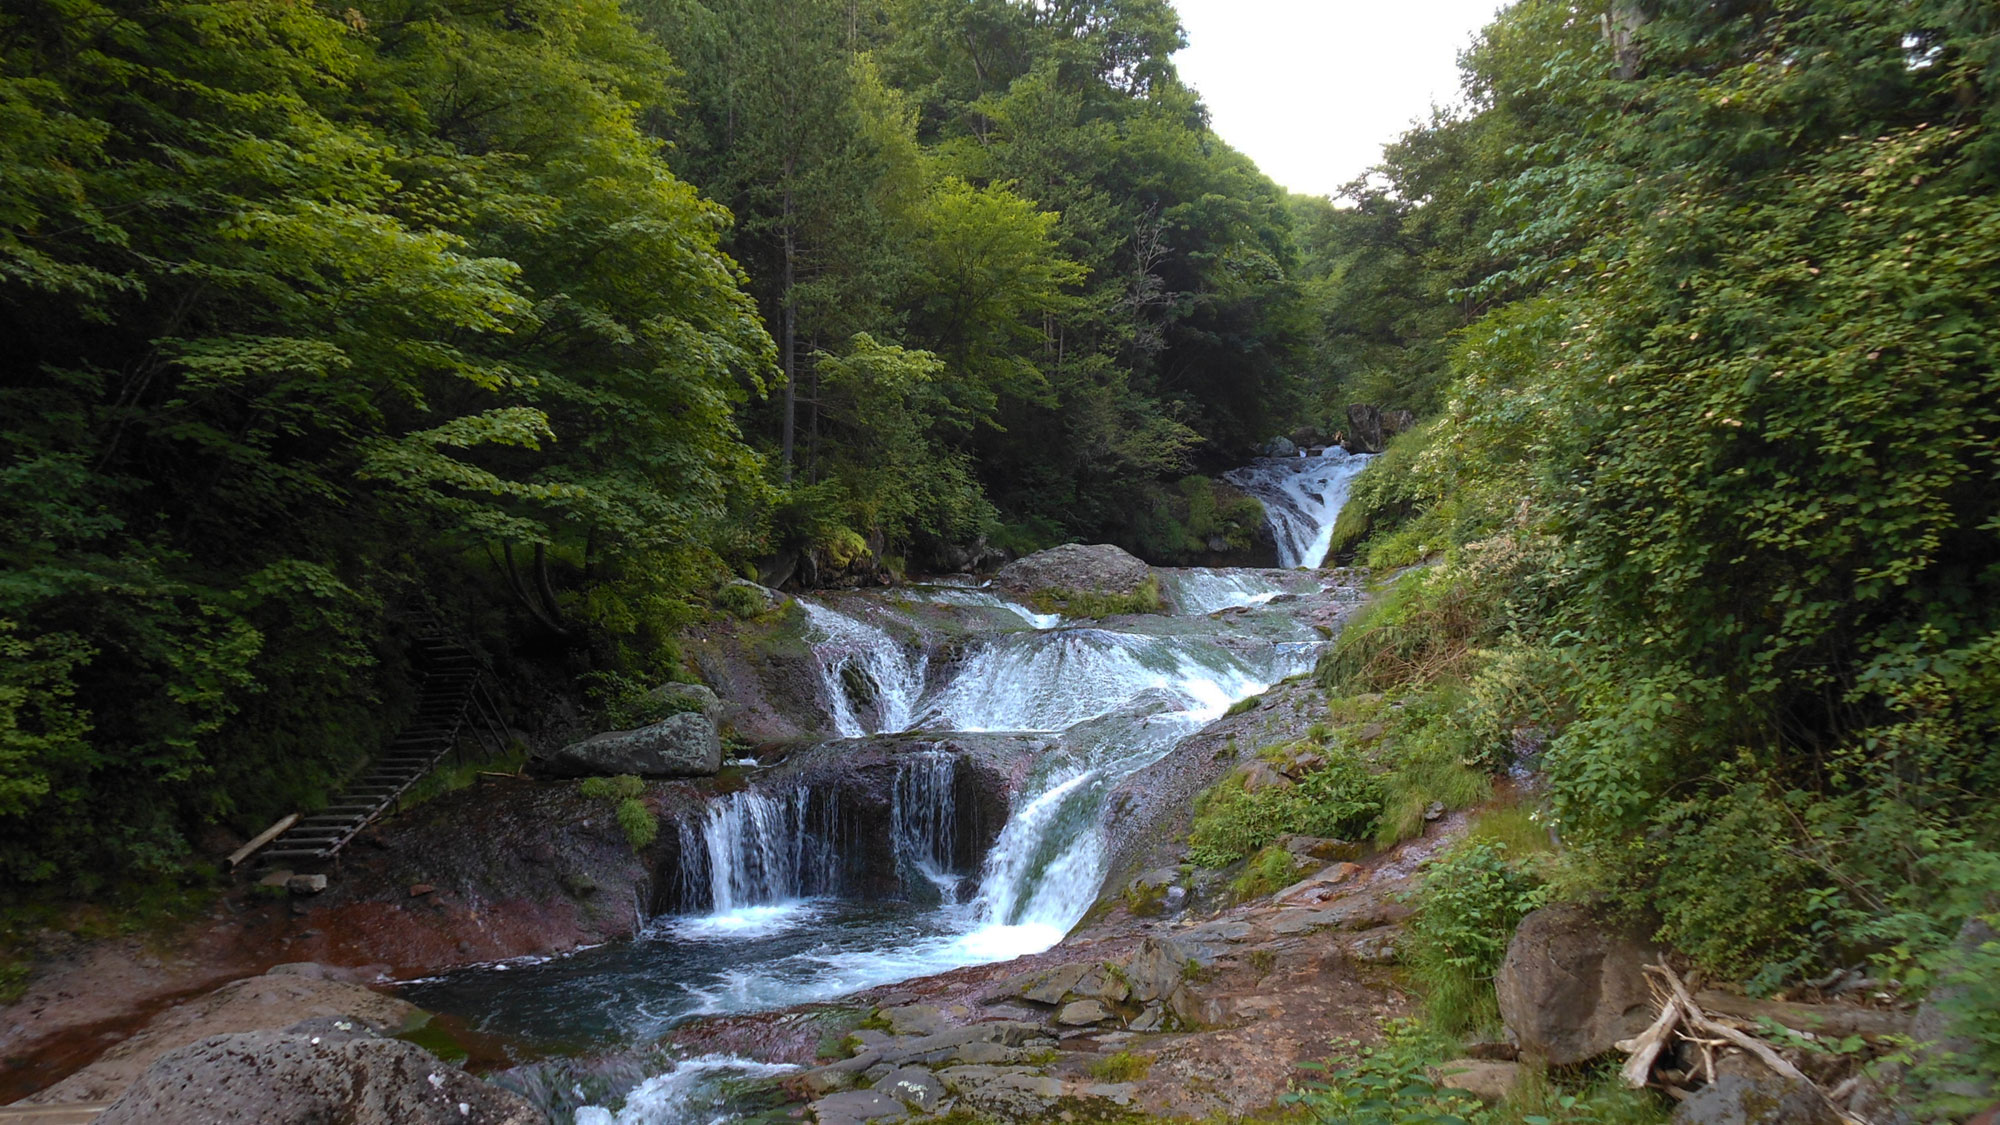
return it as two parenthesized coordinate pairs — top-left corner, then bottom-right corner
(676, 788), (842, 917)
(900, 584), (1062, 630)
(1224, 447), (1374, 568)
(919, 629), (1277, 733)
(801, 601), (928, 736)
(398, 447), (1364, 1067)
(891, 752), (963, 904)
(1158, 569), (1294, 615)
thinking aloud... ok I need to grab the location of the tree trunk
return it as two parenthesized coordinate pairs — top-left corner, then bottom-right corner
(781, 195), (797, 483)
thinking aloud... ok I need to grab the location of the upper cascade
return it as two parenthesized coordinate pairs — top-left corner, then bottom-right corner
(1224, 447), (1374, 568)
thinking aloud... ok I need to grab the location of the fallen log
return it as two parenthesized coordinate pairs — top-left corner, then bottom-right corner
(226, 813), (299, 870)
(1692, 989), (1909, 1040)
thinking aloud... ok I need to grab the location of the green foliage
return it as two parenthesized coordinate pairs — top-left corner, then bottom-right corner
(1288, 1023), (1666, 1125)
(1316, 0), (2000, 1012)
(1405, 840), (1548, 1035)
(1087, 1050), (1152, 1083)
(577, 775), (655, 851)
(1187, 754), (1383, 869)
(1027, 577), (1165, 619)
(1230, 845), (1310, 902)
(614, 797), (658, 852)
(714, 584), (769, 621)
(0, 0), (768, 889)
(579, 775), (646, 802)
(1285, 1024), (1485, 1125)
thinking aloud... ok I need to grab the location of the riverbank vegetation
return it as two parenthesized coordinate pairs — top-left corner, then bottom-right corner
(1282, 0), (2000, 1114)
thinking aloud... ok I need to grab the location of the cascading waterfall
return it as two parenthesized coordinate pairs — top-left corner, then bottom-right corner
(891, 752), (963, 904)
(675, 788), (841, 920)
(899, 583), (1062, 630)
(400, 450), (1371, 1123)
(1224, 447), (1374, 568)
(918, 628), (1279, 734)
(800, 602), (927, 737)
(1158, 569), (1295, 615)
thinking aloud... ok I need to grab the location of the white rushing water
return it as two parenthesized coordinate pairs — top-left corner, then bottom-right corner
(1224, 447), (1374, 568)
(575, 1055), (799, 1125)
(799, 601), (927, 737)
(407, 454), (1371, 1124)
(1157, 568), (1294, 614)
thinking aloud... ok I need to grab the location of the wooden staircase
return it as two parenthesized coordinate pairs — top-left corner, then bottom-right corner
(262, 628), (507, 868)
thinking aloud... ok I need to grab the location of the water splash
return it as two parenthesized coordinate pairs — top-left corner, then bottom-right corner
(574, 1054), (798, 1125)
(1224, 448), (1374, 568)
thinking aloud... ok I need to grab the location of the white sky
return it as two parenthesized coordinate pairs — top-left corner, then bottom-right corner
(1171, 0), (1508, 199)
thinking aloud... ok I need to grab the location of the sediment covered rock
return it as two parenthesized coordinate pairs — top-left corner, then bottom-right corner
(98, 1017), (545, 1125)
(29, 971), (422, 1105)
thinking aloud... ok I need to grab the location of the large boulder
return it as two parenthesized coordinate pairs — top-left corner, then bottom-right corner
(1343, 405), (1389, 454)
(1669, 1073), (1840, 1125)
(993, 544), (1152, 598)
(1495, 904), (1661, 1065)
(531, 712), (720, 778)
(27, 971), (423, 1105)
(98, 1017), (546, 1124)
(1908, 915), (1999, 1108)
(647, 681), (724, 723)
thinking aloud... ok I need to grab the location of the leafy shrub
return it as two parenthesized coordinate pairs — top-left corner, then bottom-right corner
(1230, 845), (1309, 901)
(614, 797), (658, 851)
(1404, 839), (1548, 1034)
(579, 774), (645, 801)
(1285, 1023), (1484, 1125)
(579, 775), (655, 850)
(1187, 754), (1383, 868)
(714, 583), (768, 620)
(1087, 1050), (1152, 1082)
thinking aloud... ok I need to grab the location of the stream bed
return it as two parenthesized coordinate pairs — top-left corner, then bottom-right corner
(398, 449), (1372, 1122)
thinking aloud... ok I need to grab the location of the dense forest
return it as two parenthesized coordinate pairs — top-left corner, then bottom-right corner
(0, 0), (1313, 888)
(2, 0), (1997, 1101)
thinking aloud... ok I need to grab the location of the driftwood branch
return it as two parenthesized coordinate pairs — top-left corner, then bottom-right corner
(1615, 989), (1684, 1088)
(1622, 964), (1875, 1125)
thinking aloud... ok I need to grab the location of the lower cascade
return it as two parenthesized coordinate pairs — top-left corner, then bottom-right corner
(399, 460), (1364, 1123)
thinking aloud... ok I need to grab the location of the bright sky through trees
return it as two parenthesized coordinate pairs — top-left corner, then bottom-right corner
(1172, 0), (1504, 198)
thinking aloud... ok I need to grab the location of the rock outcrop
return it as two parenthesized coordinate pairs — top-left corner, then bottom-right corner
(531, 712), (721, 778)
(993, 543), (1152, 599)
(1341, 404), (1416, 454)
(28, 969), (423, 1105)
(97, 1017), (546, 1125)
(1495, 903), (1661, 1065)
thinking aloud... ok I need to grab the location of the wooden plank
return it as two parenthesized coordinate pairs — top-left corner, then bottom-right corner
(226, 812), (299, 869)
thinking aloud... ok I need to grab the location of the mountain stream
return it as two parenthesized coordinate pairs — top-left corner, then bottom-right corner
(399, 449), (1369, 1122)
